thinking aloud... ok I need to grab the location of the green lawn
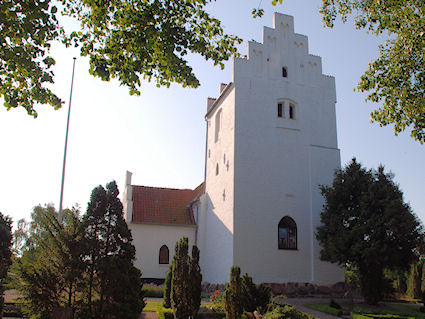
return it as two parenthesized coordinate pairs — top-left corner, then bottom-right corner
(144, 300), (173, 312)
(304, 303), (343, 317)
(304, 301), (425, 319)
(144, 300), (213, 312)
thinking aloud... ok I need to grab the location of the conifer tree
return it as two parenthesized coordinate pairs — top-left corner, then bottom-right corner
(0, 212), (12, 319)
(409, 262), (422, 299)
(241, 273), (257, 312)
(240, 273), (271, 313)
(163, 264), (173, 308)
(15, 183), (144, 319)
(82, 181), (144, 319)
(171, 237), (191, 319)
(170, 237), (202, 319)
(225, 266), (242, 319)
(317, 158), (424, 304)
(189, 245), (202, 319)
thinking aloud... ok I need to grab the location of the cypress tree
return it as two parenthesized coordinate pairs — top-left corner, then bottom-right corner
(409, 262), (422, 299)
(171, 237), (191, 319)
(170, 237), (202, 319)
(225, 266), (242, 319)
(189, 245), (202, 319)
(163, 263), (173, 308)
(240, 273), (257, 312)
(0, 212), (12, 319)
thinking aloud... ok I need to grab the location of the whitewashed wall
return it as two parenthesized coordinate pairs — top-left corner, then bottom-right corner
(129, 223), (196, 279)
(202, 85), (236, 283)
(229, 13), (343, 284)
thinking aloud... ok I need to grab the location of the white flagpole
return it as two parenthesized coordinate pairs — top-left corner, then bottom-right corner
(59, 57), (76, 221)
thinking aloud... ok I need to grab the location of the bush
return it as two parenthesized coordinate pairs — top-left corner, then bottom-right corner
(240, 273), (271, 313)
(3, 309), (23, 317)
(198, 312), (226, 319)
(350, 314), (414, 319)
(3, 302), (23, 318)
(329, 298), (342, 309)
(210, 290), (226, 312)
(263, 305), (314, 319)
(143, 285), (164, 298)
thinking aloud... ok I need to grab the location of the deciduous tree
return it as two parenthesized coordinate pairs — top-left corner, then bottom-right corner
(16, 205), (84, 318)
(317, 158), (424, 304)
(0, 0), (241, 116)
(319, 0), (425, 143)
(15, 182), (144, 319)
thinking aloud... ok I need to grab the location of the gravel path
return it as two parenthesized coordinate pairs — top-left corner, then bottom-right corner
(139, 311), (159, 319)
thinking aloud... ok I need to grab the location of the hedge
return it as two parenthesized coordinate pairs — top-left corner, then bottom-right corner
(351, 314), (415, 319)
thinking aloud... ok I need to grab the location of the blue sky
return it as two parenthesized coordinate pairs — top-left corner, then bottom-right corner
(0, 0), (424, 226)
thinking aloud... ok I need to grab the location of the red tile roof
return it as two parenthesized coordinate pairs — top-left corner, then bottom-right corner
(132, 183), (204, 225)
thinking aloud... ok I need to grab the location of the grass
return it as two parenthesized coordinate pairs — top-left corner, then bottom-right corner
(144, 300), (173, 313)
(304, 301), (425, 319)
(304, 303), (343, 317)
(144, 300), (224, 319)
(144, 300), (213, 312)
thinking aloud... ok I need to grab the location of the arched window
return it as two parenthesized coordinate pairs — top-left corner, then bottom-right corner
(278, 216), (297, 249)
(159, 245), (169, 264)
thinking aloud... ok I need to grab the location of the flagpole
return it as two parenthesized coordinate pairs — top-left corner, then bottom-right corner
(59, 57), (76, 221)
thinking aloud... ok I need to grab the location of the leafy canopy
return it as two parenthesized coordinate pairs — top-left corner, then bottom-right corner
(0, 0), (242, 116)
(320, 0), (425, 143)
(317, 158), (424, 304)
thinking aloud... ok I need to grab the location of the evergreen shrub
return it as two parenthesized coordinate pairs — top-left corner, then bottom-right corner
(263, 305), (313, 319)
(329, 298), (342, 309)
(143, 285), (164, 297)
(240, 273), (271, 313)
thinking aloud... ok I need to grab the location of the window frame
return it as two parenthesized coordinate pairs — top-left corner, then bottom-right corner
(278, 216), (297, 250)
(159, 245), (170, 264)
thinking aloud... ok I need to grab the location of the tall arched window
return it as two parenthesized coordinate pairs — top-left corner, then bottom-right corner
(159, 245), (169, 264)
(278, 216), (297, 249)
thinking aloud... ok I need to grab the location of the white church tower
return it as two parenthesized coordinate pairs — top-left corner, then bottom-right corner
(198, 13), (344, 284)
